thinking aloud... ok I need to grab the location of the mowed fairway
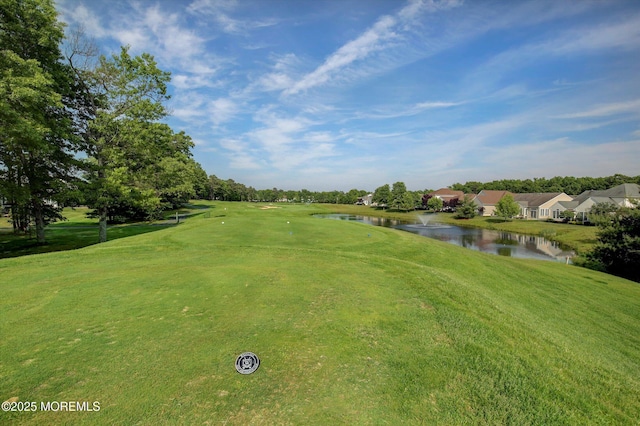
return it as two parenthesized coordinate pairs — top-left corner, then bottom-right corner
(1, 202), (639, 424)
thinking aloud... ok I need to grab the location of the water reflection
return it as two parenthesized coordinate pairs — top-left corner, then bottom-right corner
(315, 214), (574, 262)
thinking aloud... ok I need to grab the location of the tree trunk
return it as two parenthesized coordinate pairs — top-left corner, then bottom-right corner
(33, 202), (46, 244)
(11, 204), (19, 235)
(99, 206), (108, 243)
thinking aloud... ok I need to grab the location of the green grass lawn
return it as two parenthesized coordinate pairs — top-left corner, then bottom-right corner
(0, 204), (214, 259)
(0, 207), (166, 260)
(1, 202), (639, 424)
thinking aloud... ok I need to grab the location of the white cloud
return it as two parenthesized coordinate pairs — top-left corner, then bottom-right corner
(219, 138), (262, 170)
(186, 0), (278, 34)
(556, 99), (640, 119)
(59, 1), (220, 88)
(253, 53), (300, 92)
(284, 14), (398, 95)
(552, 14), (640, 54)
(352, 101), (463, 120)
(463, 12), (640, 98)
(169, 92), (209, 122)
(209, 98), (239, 125)
(283, 0), (464, 96)
(59, 3), (109, 38)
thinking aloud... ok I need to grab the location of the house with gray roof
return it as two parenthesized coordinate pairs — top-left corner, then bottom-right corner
(549, 183), (640, 222)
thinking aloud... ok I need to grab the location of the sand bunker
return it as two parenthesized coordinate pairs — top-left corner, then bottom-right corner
(259, 206), (280, 210)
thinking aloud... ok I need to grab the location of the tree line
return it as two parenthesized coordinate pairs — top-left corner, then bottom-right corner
(1, 0), (207, 243)
(205, 176), (375, 204)
(205, 173), (640, 211)
(450, 174), (640, 195)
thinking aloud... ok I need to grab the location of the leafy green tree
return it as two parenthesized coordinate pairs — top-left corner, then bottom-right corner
(588, 205), (640, 282)
(372, 184), (390, 207)
(495, 194), (520, 220)
(398, 191), (416, 211)
(455, 195), (477, 219)
(299, 189), (313, 203)
(390, 182), (407, 210)
(191, 162), (209, 199)
(339, 188), (366, 205)
(111, 123), (201, 211)
(427, 196), (444, 212)
(69, 45), (171, 241)
(0, 0), (79, 243)
(561, 210), (575, 222)
(588, 202), (619, 226)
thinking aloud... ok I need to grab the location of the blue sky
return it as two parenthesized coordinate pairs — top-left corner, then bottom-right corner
(57, 0), (640, 191)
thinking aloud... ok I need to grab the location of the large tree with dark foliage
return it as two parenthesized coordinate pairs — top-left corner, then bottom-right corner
(372, 184), (391, 207)
(454, 195), (477, 219)
(0, 0), (79, 243)
(587, 204), (640, 282)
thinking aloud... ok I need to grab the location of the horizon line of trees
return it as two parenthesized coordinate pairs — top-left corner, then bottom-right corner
(450, 174), (640, 195)
(201, 173), (640, 209)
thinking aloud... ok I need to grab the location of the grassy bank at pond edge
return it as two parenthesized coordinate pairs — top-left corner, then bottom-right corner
(1, 201), (638, 424)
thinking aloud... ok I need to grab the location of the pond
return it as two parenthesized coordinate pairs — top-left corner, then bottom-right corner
(314, 213), (575, 262)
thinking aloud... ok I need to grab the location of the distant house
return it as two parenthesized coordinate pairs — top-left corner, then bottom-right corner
(474, 191), (572, 219)
(513, 193), (573, 220)
(550, 183), (640, 222)
(427, 188), (465, 204)
(574, 183), (640, 208)
(357, 194), (373, 206)
(473, 190), (513, 216)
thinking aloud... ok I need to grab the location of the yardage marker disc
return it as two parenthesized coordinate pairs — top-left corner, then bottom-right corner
(235, 352), (260, 374)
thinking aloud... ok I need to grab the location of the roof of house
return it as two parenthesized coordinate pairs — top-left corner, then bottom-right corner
(558, 200), (580, 209)
(574, 183), (640, 203)
(429, 188), (465, 200)
(512, 192), (566, 207)
(474, 190), (512, 205)
(606, 183), (640, 198)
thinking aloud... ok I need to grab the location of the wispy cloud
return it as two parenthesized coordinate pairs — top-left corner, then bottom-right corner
(59, 1), (221, 88)
(284, 0), (462, 95)
(462, 11), (640, 99)
(219, 138), (262, 169)
(352, 101), (464, 120)
(209, 98), (239, 126)
(556, 99), (640, 119)
(253, 53), (299, 92)
(58, 3), (109, 38)
(186, 0), (278, 34)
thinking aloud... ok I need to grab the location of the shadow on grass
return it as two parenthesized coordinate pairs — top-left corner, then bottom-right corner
(0, 224), (173, 259)
(183, 203), (213, 210)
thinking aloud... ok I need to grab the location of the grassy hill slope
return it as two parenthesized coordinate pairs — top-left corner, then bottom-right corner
(1, 202), (639, 424)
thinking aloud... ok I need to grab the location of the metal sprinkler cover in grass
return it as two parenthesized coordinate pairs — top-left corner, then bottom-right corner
(235, 352), (260, 374)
